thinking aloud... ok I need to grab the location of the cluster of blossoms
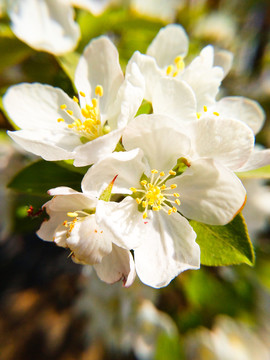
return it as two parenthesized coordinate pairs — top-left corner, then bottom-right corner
(4, 24), (269, 288)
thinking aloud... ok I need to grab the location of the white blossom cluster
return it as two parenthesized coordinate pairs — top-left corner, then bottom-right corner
(4, 23), (270, 288)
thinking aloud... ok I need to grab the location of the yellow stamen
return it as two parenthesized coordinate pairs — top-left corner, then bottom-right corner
(168, 209), (173, 215)
(67, 110), (73, 116)
(136, 198), (141, 204)
(95, 85), (104, 97)
(60, 104), (67, 110)
(170, 184), (177, 189)
(169, 170), (176, 176)
(172, 207), (177, 213)
(213, 111), (220, 116)
(143, 212), (147, 219)
(196, 112), (201, 119)
(79, 91), (86, 97)
(57, 118), (64, 122)
(151, 169), (158, 174)
(142, 201), (147, 208)
(141, 180), (147, 186)
(166, 65), (173, 75)
(73, 96), (79, 103)
(173, 193), (180, 197)
(203, 105), (208, 112)
(160, 171), (165, 177)
(175, 199), (181, 206)
(130, 187), (137, 192)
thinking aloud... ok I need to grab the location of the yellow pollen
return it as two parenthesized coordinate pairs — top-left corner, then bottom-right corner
(161, 184), (166, 190)
(95, 85), (104, 97)
(172, 207), (177, 213)
(67, 110), (73, 116)
(169, 170), (176, 176)
(143, 212), (147, 219)
(79, 91), (86, 97)
(160, 171), (165, 176)
(213, 111), (220, 116)
(196, 112), (201, 119)
(168, 209), (173, 215)
(173, 193), (180, 197)
(136, 198), (141, 204)
(57, 118), (64, 122)
(60, 104), (67, 110)
(170, 184), (177, 189)
(151, 169), (158, 174)
(142, 201), (147, 208)
(166, 65), (173, 75)
(130, 187), (137, 192)
(175, 199), (181, 206)
(203, 105), (208, 112)
(141, 180), (147, 186)
(73, 96), (79, 103)
(67, 212), (78, 217)
(92, 98), (98, 107)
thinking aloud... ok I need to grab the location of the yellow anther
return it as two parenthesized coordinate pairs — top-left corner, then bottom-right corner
(196, 112), (201, 119)
(63, 221), (68, 227)
(151, 169), (158, 174)
(203, 105), (208, 112)
(213, 112), (220, 116)
(166, 65), (173, 75)
(173, 193), (180, 197)
(73, 96), (79, 103)
(67, 110), (73, 116)
(142, 201), (147, 208)
(79, 91), (86, 97)
(81, 108), (89, 118)
(141, 180), (147, 186)
(172, 207), (177, 213)
(130, 187), (137, 192)
(168, 209), (173, 215)
(169, 170), (176, 176)
(143, 212), (147, 219)
(136, 198), (141, 204)
(173, 71), (178, 77)
(175, 199), (181, 206)
(95, 85), (104, 97)
(159, 171), (165, 177)
(60, 104), (67, 110)
(161, 184), (166, 190)
(67, 212), (78, 217)
(57, 118), (64, 122)
(153, 206), (159, 211)
(92, 98), (98, 107)
(170, 184), (177, 189)
(174, 56), (185, 71)
(174, 55), (182, 64)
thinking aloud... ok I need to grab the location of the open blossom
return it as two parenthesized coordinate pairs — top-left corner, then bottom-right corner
(6, 0), (111, 55)
(37, 185), (136, 287)
(4, 36), (144, 166)
(81, 114), (249, 287)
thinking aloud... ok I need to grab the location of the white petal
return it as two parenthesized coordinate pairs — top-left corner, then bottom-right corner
(8, 0), (80, 54)
(128, 51), (163, 102)
(94, 244), (136, 287)
(8, 129), (77, 161)
(37, 212), (67, 242)
(70, 0), (110, 15)
(123, 114), (191, 173)
(95, 197), (151, 249)
(181, 45), (224, 111)
(73, 128), (123, 167)
(82, 148), (146, 195)
(214, 49), (233, 78)
(109, 61), (145, 129)
(147, 24), (189, 68)
(173, 158), (246, 225)
(3, 83), (81, 130)
(75, 36), (124, 116)
(212, 96), (266, 135)
(134, 211), (199, 288)
(237, 149), (270, 172)
(44, 191), (96, 211)
(186, 117), (255, 171)
(67, 216), (112, 264)
(152, 77), (197, 122)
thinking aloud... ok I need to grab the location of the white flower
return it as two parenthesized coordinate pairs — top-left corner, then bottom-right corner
(6, 0), (111, 55)
(37, 185), (136, 287)
(4, 36), (144, 166)
(81, 114), (249, 288)
(130, 24), (231, 112)
(130, 0), (184, 22)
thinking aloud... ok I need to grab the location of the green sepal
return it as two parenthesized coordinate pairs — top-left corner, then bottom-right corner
(190, 213), (255, 267)
(135, 100), (153, 116)
(99, 175), (118, 202)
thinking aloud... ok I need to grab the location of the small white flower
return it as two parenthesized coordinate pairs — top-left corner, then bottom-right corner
(82, 114), (248, 287)
(37, 185), (136, 287)
(4, 36), (144, 166)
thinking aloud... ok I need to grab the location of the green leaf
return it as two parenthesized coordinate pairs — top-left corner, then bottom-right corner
(56, 52), (80, 83)
(190, 213), (255, 266)
(8, 160), (84, 196)
(237, 165), (270, 179)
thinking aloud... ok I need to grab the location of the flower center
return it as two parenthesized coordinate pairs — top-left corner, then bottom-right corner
(196, 105), (220, 119)
(57, 85), (110, 142)
(166, 56), (185, 77)
(62, 209), (95, 236)
(130, 169), (181, 219)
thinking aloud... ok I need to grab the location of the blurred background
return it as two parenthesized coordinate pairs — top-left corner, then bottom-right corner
(0, 0), (270, 359)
